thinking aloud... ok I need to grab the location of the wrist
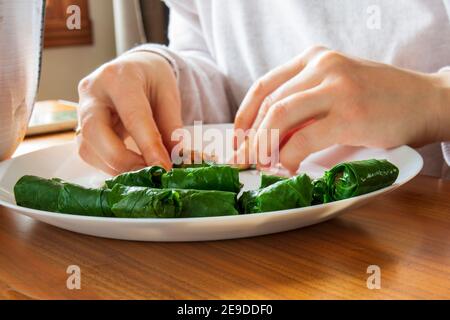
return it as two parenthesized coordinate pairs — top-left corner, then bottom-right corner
(430, 71), (450, 142)
(126, 48), (178, 79)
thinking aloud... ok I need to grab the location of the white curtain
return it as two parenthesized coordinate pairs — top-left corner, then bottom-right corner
(112, 0), (146, 55)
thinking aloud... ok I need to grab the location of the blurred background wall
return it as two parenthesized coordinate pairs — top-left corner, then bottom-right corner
(37, 0), (117, 102)
(37, 0), (168, 102)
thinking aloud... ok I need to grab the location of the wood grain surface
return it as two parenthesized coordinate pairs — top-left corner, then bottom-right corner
(0, 132), (449, 299)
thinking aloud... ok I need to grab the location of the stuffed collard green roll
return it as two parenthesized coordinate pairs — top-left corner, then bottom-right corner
(176, 189), (239, 217)
(107, 185), (181, 218)
(106, 165), (242, 193)
(105, 166), (166, 189)
(106, 185), (238, 217)
(322, 159), (399, 202)
(259, 174), (330, 205)
(260, 173), (287, 189)
(239, 174), (313, 214)
(161, 165), (242, 193)
(14, 175), (112, 217)
(14, 176), (181, 218)
(311, 178), (329, 205)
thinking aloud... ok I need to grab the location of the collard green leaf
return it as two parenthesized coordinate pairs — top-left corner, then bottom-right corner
(104, 166), (166, 189)
(176, 189), (238, 217)
(14, 175), (112, 217)
(324, 159), (399, 201)
(161, 165), (242, 193)
(260, 173), (287, 188)
(107, 185), (182, 218)
(107, 185), (238, 218)
(239, 174), (313, 214)
(311, 178), (329, 205)
(58, 179), (111, 216)
(14, 175), (62, 212)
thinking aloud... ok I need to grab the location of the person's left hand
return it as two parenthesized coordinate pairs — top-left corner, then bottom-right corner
(234, 46), (446, 173)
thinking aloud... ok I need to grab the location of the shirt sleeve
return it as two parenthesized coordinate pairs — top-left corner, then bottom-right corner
(126, 0), (233, 125)
(439, 67), (450, 166)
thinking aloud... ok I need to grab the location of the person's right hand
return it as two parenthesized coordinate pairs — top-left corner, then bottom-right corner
(77, 51), (182, 175)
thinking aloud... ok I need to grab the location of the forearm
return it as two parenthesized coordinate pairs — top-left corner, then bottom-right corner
(129, 44), (233, 125)
(434, 71), (450, 141)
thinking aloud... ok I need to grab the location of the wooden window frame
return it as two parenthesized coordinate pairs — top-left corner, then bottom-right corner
(44, 0), (93, 48)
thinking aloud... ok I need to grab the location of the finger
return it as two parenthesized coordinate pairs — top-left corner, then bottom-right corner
(76, 134), (120, 176)
(233, 46), (329, 162)
(234, 45), (329, 135)
(79, 102), (147, 173)
(150, 78), (184, 152)
(261, 64), (323, 108)
(254, 85), (331, 163)
(228, 135), (255, 168)
(232, 98), (273, 167)
(111, 89), (172, 170)
(279, 119), (334, 174)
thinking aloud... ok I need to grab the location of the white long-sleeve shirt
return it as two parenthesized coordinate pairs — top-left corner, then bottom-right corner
(132, 0), (450, 177)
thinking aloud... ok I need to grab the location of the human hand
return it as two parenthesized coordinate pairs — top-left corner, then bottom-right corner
(234, 46), (446, 173)
(77, 51), (182, 175)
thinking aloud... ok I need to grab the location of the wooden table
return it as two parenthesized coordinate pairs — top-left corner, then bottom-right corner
(1, 132), (449, 300)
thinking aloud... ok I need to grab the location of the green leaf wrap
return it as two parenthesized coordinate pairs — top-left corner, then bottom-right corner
(106, 185), (238, 218)
(14, 175), (112, 217)
(104, 166), (166, 189)
(311, 178), (330, 205)
(161, 165), (242, 193)
(106, 185), (182, 218)
(324, 159), (399, 201)
(176, 189), (239, 217)
(259, 173), (287, 188)
(239, 174), (313, 214)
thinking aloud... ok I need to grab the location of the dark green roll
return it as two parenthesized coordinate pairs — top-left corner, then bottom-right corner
(106, 185), (238, 218)
(324, 159), (399, 201)
(311, 178), (329, 205)
(239, 174), (313, 214)
(176, 189), (239, 217)
(14, 176), (181, 218)
(104, 166), (166, 189)
(106, 185), (182, 218)
(14, 175), (62, 213)
(161, 165), (242, 193)
(259, 173), (287, 188)
(14, 175), (112, 217)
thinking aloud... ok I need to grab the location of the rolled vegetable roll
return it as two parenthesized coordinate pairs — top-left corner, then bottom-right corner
(324, 159), (399, 201)
(176, 189), (239, 217)
(260, 173), (287, 188)
(14, 175), (112, 217)
(104, 166), (166, 189)
(161, 165), (242, 193)
(311, 178), (329, 205)
(239, 174), (313, 214)
(14, 176), (182, 218)
(107, 185), (238, 218)
(106, 185), (182, 218)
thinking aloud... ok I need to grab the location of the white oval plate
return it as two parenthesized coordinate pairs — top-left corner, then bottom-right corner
(0, 124), (423, 241)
